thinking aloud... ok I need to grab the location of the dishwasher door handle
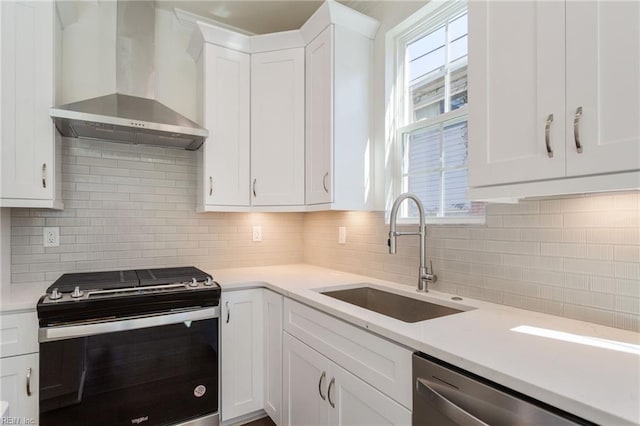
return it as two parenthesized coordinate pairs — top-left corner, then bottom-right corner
(416, 378), (489, 426)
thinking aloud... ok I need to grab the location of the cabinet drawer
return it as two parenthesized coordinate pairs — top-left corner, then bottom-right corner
(0, 311), (39, 357)
(283, 299), (412, 408)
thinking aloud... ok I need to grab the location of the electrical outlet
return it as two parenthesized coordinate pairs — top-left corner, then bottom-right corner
(338, 227), (346, 244)
(43, 227), (60, 247)
(252, 226), (262, 242)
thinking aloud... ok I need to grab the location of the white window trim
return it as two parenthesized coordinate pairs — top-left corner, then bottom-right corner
(384, 0), (482, 225)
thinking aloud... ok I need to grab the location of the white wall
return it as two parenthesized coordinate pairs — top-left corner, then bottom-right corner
(363, 2), (426, 209)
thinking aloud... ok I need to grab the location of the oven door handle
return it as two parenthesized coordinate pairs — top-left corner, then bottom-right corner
(39, 306), (220, 342)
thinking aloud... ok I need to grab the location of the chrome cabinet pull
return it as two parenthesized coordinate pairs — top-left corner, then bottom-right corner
(573, 106), (583, 153)
(322, 172), (329, 193)
(225, 301), (230, 323)
(209, 177), (213, 196)
(26, 367), (32, 396)
(252, 179), (257, 197)
(416, 378), (487, 426)
(327, 377), (335, 408)
(544, 114), (554, 158)
(42, 163), (47, 188)
(318, 371), (327, 400)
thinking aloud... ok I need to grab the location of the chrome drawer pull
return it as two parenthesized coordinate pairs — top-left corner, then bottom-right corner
(252, 179), (257, 197)
(42, 163), (47, 188)
(322, 172), (329, 193)
(318, 371), (327, 400)
(545, 114), (554, 158)
(226, 301), (230, 323)
(26, 367), (32, 396)
(327, 377), (335, 408)
(574, 106), (583, 153)
(209, 176), (213, 196)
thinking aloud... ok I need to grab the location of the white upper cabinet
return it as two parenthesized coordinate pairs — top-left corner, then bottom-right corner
(468, 1), (566, 187)
(1, 1), (62, 209)
(565, 0), (640, 177)
(191, 1), (379, 211)
(468, 0), (640, 200)
(251, 48), (305, 206)
(196, 43), (251, 211)
(304, 11), (379, 210)
(305, 26), (334, 205)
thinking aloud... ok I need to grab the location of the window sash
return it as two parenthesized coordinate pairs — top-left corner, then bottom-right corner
(397, 109), (471, 219)
(390, 0), (481, 223)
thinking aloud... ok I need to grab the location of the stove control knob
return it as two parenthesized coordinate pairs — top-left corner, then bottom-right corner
(189, 278), (199, 288)
(205, 277), (213, 286)
(71, 286), (84, 299)
(49, 288), (62, 301)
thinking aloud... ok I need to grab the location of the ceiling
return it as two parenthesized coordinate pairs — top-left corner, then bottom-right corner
(155, 0), (371, 35)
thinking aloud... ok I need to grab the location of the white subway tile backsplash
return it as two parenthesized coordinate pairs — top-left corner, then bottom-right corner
(304, 192), (640, 332)
(503, 214), (563, 228)
(9, 138), (639, 332)
(11, 138), (305, 290)
(615, 262), (640, 280)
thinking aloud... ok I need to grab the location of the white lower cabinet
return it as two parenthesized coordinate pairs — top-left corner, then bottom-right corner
(220, 289), (264, 422)
(263, 290), (283, 425)
(0, 353), (39, 422)
(283, 333), (411, 426)
(0, 311), (39, 423)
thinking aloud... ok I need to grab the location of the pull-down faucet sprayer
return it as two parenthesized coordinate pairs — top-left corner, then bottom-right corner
(388, 193), (437, 292)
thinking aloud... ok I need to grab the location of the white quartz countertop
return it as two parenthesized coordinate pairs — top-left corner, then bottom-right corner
(2, 264), (638, 424)
(215, 264), (640, 426)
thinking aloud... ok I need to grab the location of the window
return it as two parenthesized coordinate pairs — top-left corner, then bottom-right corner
(388, 1), (484, 223)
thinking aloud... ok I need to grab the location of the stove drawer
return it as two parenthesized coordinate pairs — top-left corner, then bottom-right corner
(1, 311), (38, 357)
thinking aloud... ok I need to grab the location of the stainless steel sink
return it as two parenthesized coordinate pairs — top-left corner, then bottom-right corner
(321, 286), (464, 323)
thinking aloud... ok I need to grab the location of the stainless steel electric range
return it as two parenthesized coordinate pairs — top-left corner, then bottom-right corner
(37, 266), (221, 426)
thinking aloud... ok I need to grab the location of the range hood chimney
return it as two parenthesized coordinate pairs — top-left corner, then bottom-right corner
(50, 0), (208, 151)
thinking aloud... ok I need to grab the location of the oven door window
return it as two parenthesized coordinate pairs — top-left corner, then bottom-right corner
(40, 318), (218, 426)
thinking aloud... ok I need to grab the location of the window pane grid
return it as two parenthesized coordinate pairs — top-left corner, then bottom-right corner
(396, 4), (484, 222)
(406, 12), (468, 124)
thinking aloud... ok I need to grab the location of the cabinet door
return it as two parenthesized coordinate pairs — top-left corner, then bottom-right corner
(199, 44), (250, 208)
(305, 26), (334, 205)
(565, 0), (640, 176)
(0, 353), (38, 423)
(251, 49), (305, 206)
(263, 290), (283, 425)
(282, 333), (329, 426)
(221, 290), (264, 421)
(468, 1), (566, 187)
(1, 1), (55, 201)
(328, 361), (411, 426)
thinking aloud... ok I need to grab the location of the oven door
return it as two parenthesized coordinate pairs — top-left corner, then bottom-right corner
(39, 308), (219, 426)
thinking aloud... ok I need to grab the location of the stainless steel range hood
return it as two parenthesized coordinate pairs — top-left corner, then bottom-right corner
(50, 1), (208, 151)
(51, 94), (207, 151)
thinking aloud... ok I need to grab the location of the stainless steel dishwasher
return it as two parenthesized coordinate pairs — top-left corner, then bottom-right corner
(412, 353), (596, 426)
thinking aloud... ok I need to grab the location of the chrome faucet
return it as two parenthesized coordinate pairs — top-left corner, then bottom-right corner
(388, 193), (437, 292)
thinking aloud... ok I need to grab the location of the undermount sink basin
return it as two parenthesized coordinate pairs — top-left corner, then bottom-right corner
(321, 286), (464, 323)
